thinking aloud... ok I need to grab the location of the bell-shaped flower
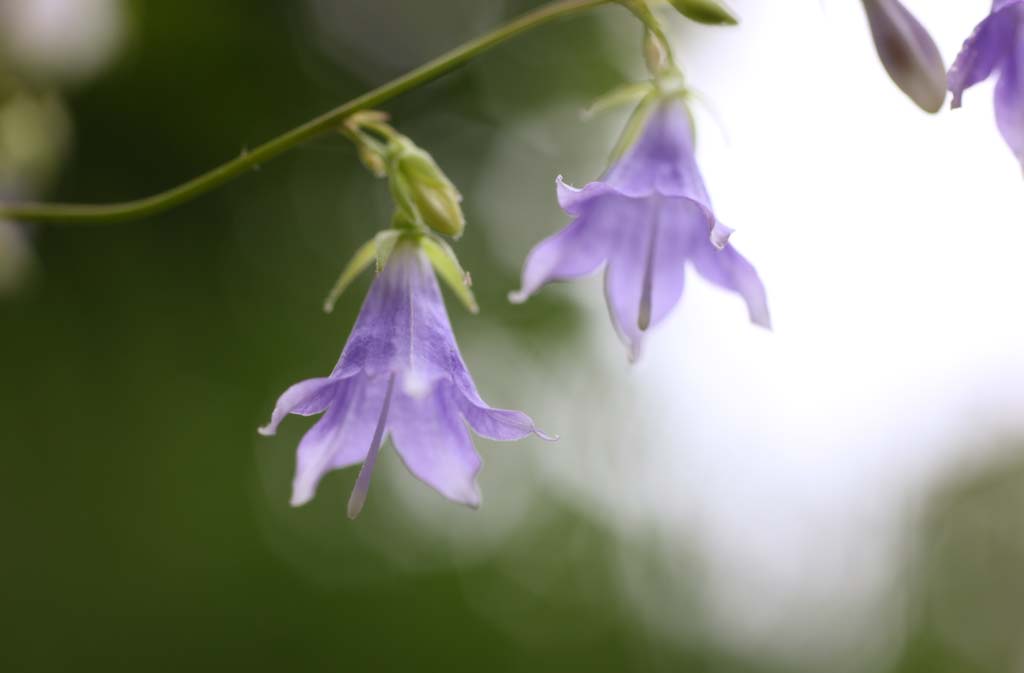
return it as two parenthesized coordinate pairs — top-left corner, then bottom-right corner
(510, 97), (769, 361)
(949, 0), (1024, 166)
(260, 238), (550, 518)
(861, 0), (946, 113)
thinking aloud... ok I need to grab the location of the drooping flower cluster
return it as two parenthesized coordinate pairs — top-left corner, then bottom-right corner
(949, 0), (1024, 167)
(511, 96), (770, 360)
(261, 238), (550, 517)
(257, 0), (1024, 522)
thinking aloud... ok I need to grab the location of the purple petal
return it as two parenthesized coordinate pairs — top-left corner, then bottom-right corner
(511, 187), (640, 304)
(388, 385), (482, 508)
(290, 375), (390, 507)
(862, 0), (947, 112)
(690, 231), (771, 330)
(995, 33), (1024, 164)
(949, 3), (1021, 107)
(603, 98), (713, 205)
(453, 384), (555, 442)
(258, 377), (337, 436)
(603, 200), (695, 360)
(333, 243), (462, 395)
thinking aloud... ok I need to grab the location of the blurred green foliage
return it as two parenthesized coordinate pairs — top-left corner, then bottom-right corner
(0, 1), (730, 671)
(6, 2), (1024, 672)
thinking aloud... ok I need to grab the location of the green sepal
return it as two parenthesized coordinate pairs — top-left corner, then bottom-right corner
(420, 234), (478, 315)
(583, 82), (656, 120)
(666, 0), (738, 26)
(322, 229), (401, 314)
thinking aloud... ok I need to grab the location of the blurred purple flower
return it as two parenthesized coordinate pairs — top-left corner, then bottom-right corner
(511, 98), (769, 361)
(861, 0), (946, 112)
(260, 239), (550, 518)
(949, 0), (1024, 166)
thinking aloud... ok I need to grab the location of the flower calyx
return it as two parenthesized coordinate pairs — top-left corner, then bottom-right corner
(342, 110), (465, 240)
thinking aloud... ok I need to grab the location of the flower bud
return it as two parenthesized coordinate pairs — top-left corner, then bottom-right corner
(666, 0), (738, 26)
(861, 0), (946, 113)
(392, 142), (465, 239)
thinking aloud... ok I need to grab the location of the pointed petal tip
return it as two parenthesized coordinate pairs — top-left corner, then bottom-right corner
(289, 490), (312, 508)
(257, 424), (275, 437)
(507, 289), (529, 304)
(464, 484), (482, 510)
(535, 429), (559, 442)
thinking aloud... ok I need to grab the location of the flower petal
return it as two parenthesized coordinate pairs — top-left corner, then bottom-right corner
(290, 375), (391, 507)
(510, 190), (637, 303)
(388, 385), (482, 508)
(948, 3), (1021, 107)
(454, 385), (555, 442)
(995, 33), (1024, 164)
(603, 216), (650, 361)
(258, 377), (338, 436)
(690, 232), (771, 329)
(333, 242), (461, 394)
(603, 98), (713, 204)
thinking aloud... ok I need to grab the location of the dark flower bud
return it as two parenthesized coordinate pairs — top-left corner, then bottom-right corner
(862, 0), (946, 113)
(666, 0), (738, 26)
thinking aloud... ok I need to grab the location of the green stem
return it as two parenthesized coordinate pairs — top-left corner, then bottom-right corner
(0, 0), (612, 225)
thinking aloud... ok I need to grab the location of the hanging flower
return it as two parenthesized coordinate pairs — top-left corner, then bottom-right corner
(260, 238), (551, 518)
(511, 97), (769, 361)
(949, 0), (1024, 166)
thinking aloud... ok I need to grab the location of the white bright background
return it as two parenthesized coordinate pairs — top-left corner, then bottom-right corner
(504, 1), (1024, 671)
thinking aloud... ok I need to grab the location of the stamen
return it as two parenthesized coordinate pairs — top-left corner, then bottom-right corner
(347, 374), (396, 519)
(638, 207), (659, 331)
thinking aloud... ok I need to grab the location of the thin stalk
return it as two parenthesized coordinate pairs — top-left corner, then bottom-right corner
(0, 0), (612, 225)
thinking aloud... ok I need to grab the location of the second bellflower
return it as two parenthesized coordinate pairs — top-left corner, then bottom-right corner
(511, 97), (769, 360)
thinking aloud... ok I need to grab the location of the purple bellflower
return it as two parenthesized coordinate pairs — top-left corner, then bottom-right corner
(510, 97), (769, 361)
(949, 0), (1024, 166)
(861, 0), (947, 113)
(260, 238), (551, 518)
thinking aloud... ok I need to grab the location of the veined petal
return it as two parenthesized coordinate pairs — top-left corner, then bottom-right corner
(258, 377), (338, 436)
(690, 231), (771, 329)
(389, 385), (483, 508)
(333, 241), (462, 394)
(949, 3), (1022, 107)
(995, 34), (1024, 164)
(290, 375), (391, 507)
